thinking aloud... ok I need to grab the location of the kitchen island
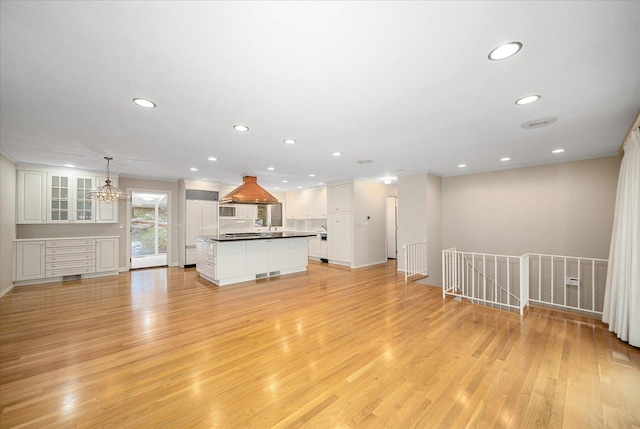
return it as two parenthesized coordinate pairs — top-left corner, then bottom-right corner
(196, 232), (317, 286)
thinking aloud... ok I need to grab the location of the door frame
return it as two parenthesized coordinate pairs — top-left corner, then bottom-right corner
(386, 196), (398, 259)
(125, 188), (172, 271)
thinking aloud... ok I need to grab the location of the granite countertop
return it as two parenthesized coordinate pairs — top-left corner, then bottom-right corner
(199, 232), (318, 242)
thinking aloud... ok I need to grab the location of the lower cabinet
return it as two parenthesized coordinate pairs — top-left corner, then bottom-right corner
(14, 237), (119, 284)
(15, 241), (46, 281)
(96, 238), (119, 272)
(196, 238), (309, 286)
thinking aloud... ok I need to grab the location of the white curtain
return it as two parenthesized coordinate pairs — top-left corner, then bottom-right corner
(603, 128), (640, 347)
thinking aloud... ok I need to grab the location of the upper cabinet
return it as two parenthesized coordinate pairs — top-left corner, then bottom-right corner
(285, 187), (327, 219)
(17, 170), (47, 224)
(48, 173), (95, 223)
(327, 183), (352, 211)
(17, 167), (120, 224)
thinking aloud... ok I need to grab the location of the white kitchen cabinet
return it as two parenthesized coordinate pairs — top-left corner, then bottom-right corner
(95, 176), (118, 223)
(215, 241), (248, 279)
(45, 239), (96, 277)
(17, 170), (47, 224)
(328, 211), (352, 264)
(327, 183), (352, 212)
(288, 238), (309, 268)
(47, 173), (95, 223)
(236, 204), (257, 219)
(286, 188), (326, 219)
(308, 188), (327, 218)
(15, 241), (46, 281)
(14, 236), (120, 284)
(308, 236), (321, 260)
(185, 200), (218, 265)
(96, 238), (119, 272)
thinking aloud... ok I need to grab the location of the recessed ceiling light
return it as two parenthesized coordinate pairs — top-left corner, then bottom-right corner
(267, 167), (275, 171)
(383, 177), (392, 185)
(208, 157), (218, 161)
(282, 180), (288, 183)
(283, 139), (296, 144)
(332, 152), (342, 157)
(500, 157), (512, 162)
(552, 148), (566, 154)
(458, 164), (467, 168)
(233, 125), (249, 132)
(308, 174), (316, 177)
(64, 164), (75, 168)
(488, 42), (523, 61)
(515, 95), (541, 105)
(190, 167), (198, 171)
(132, 98), (156, 108)
(318, 182), (325, 186)
(297, 186), (302, 189)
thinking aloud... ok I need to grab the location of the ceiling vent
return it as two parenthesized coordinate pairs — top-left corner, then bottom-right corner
(521, 116), (558, 129)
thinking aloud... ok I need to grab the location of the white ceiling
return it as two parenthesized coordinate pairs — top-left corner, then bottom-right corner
(1, 1), (638, 191)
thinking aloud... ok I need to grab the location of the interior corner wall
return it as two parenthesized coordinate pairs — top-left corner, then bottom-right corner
(442, 156), (621, 259)
(352, 180), (393, 268)
(426, 174), (442, 286)
(0, 155), (17, 296)
(118, 177), (180, 269)
(397, 173), (428, 273)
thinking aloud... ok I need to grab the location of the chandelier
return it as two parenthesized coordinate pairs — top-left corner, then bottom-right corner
(87, 157), (129, 201)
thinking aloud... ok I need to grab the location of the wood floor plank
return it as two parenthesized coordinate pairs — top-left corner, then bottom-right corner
(1, 261), (639, 428)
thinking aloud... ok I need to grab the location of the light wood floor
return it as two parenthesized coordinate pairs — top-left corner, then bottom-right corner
(1, 261), (638, 428)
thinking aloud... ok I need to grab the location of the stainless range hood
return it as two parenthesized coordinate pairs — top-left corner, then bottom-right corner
(220, 176), (278, 205)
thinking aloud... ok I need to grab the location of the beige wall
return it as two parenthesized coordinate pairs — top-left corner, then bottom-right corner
(0, 155), (17, 296)
(442, 156), (621, 259)
(427, 174), (442, 286)
(397, 172), (442, 286)
(119, 177), (180, 268)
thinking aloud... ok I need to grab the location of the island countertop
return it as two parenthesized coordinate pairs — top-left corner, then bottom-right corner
(198, 232), (318, 242)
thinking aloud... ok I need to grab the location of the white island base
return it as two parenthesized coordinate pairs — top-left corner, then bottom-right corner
(196, 236), (310, 286)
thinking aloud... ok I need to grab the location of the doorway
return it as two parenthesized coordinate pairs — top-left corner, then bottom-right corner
(386, 196), (398, 259)
(130, 191), (168, 269)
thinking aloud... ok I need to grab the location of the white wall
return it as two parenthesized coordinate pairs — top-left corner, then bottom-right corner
(352, 180), (396, 268)
(442, 156), (621, 259)
(397, 173), (442, 286)
(0, 155), (16, 297)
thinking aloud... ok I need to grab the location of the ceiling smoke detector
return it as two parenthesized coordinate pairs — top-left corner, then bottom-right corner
(521, 116), (558, 129)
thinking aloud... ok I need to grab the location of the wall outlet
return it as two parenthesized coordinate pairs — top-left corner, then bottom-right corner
(566, 277), (580, 287)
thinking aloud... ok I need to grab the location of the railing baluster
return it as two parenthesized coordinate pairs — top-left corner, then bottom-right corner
(563, 257), (567, 307)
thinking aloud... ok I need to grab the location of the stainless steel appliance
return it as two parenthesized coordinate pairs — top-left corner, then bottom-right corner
(219, 205), (236, 217)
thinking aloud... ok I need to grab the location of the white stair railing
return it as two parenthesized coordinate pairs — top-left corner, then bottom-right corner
(442, 248), (608, 317)
(403, 240), (427, 281)
(526, 253), (607, 315)
(442, 248), (526, 314)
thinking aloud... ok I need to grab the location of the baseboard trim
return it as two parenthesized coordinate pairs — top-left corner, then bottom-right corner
(0, 284), (14, 298)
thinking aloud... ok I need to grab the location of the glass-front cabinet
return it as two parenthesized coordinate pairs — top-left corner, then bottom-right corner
(47, 174), (95, 223)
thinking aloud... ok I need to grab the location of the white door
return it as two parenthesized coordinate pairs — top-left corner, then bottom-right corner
(386, 196), (398, 259)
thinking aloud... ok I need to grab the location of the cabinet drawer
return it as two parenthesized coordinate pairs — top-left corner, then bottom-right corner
(46, 253), (95, 263)
(46, 239), (96, 247)
(46, 266), (95, 278)
(46, 246), (95, 255)
(46, 259), (95, 270)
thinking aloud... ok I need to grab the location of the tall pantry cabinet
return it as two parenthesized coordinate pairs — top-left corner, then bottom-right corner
(326, 183), (353, 266)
